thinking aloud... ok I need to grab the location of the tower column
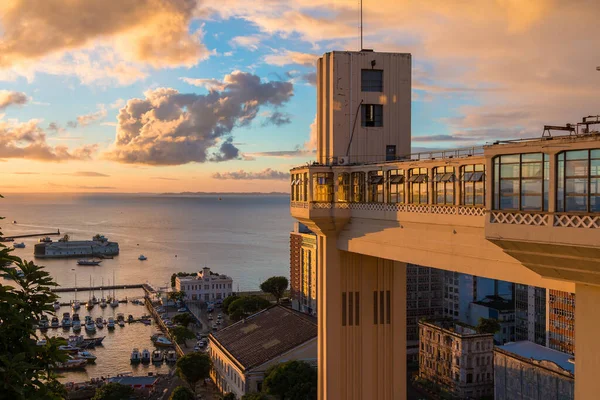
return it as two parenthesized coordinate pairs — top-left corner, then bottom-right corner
(575, 283), (600, 399)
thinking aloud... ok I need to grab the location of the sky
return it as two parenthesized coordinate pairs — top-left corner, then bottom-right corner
(0, 0), (599, 193)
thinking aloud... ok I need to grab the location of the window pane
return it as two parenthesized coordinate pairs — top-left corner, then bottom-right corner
(361, 70), (383, 92)
(591, 196), (600, 212)
(566, 150), (589, 160)
(500, 196), (519, 210)
(501, 164), (520, 178)
(521, 153), (543, 162)
(521, 195), (542, 210)
(566, 160), (589, 176)
(501, 154), (520, 163)
(566, 196), (587, 212)
(521, 163), (543, 178)
(521, 180), (542, 195)
(566, 178), (588, 195)
(591, 149), (600, 159)
(591, 159), (600, 176)
(500, 179), (519, 196)
(591, 177), (600, 194)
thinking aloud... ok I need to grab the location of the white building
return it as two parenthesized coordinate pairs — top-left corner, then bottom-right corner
(175, 267), (233, 302)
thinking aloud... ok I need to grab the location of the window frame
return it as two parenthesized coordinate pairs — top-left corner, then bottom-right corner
(557, 149), (600, 213)
(361, 69), (383, 92)
(337, 172), (351, 202)
(493, 153), (549, 211)
(312, 172), (334, 203)
(460, 164), (485, 206)
(387, 169), (405, 203)
(361, 104), (383, 127)
(433, 166), (455, 205)
(367, 170), (384, 203)
(408, 168), (428, 204)
(351, 171), (366, 203)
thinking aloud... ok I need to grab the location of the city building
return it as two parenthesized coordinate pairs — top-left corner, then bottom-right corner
(175, 267), (233, 302)
(208, 305), (317, 398)
(34, 235), (119, 258)
(289, 48), (600, 399)
(515, 284), (547, 345)
(547, 290), (576, 355)
(469, 295), (516, 344)
(290, 222), (317, 315)
(494, 341), (574, 400)
(419, 319), (495, 399)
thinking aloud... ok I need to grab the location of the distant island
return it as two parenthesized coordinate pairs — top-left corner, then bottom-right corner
(160, 192), (289, 196)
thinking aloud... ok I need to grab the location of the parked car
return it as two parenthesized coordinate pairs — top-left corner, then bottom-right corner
(177, 308), (187, 313)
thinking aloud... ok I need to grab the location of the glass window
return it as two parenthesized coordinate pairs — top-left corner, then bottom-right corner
(351, 172), (365, 203)
(387, 169), (405, 203)
(493, 153), (548, 211)
(368, 171), (384, 203)
(361, 104), (383, 127)
(557, 149), (600, 212)
(312, 172), (333, 202)
(337, 173), (350, 202)
(433, 166), (455, 205)
(361, 69), (383, 92)
(409, 168), (428, 204)
(461, 164), (485, 206)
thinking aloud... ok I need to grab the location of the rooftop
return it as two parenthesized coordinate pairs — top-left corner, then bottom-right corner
(472, 295), (515, 312)
(107, 375), (158, 387)
(421, 318), (492, 338)
(210, 305), (317, 371)
(496, 341), (575, 375)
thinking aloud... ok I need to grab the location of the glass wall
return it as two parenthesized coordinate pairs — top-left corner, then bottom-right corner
(312, 172), (334, 202)
(493, 153), (549, 211)
(290, 172), (307, 201)
(337, 173), (350, 202)
(387, 169), (405, 203)
(368, 171), (384, 203)
(408, 168), (428, 204)
(461, 165), (485, 206)
(433, 166), (455, 205)
(557, 149), (600, 212)
(351, 172), (366, 203)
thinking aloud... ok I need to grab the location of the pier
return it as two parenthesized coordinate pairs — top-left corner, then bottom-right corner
(2, 230), (61, 240)
(51, 283), (152, 293)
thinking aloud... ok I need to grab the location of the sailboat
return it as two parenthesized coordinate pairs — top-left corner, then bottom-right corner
(100, 277), (107, 308)
(72, 274), (80, 310)
(86, 277), (94, 310)
(110, 271), (119, 308)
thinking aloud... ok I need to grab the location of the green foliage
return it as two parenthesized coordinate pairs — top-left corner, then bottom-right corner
(476, 317), (501, 334)
(241, 394), (269, 400)
(169, 326), (195, 346)
(263, 360), (317, 400)
(171, 272), (195, 288)
(168, 290), (187, 303)
(0, 205), (69, 399)
(92, 383), (134, 400)
(173, 312), (195, 327)
(260, 276), (288, 303)
(227, 295), (271, 321)
(176, 352), (212, 393)
(223, 393), (237, 400)
(169, 385), (195, 400)
(222, 295), (240, 315)
(171, 273), (177, 288)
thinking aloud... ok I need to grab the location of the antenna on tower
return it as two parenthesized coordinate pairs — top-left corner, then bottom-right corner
(360, 0), (363, 50)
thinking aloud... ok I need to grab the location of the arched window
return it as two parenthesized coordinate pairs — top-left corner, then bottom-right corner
(493, 153), (549, 211)
(408, 168), (428, 204)
(312, 172), (334, 202)
(337, 173), (350, 202)
(351, 172), (365, 202)
(368, 171), (384, 203)
(557, 149), (600, 212)
(461, 164), (485, 206)
(433, 166), (455, 205)
(387, 169), (405, 203)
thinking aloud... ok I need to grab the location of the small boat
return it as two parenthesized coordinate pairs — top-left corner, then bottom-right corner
(72, 320), (81, 332)
(152, 350), (164, 363)
(53, 301), (61, 311)
(39, 236), (53, 243)
(116, 313), (125, 321)
(13, 242), (25, 249)
(128, 315), (134, 323)
(85, 320), (96, 333)
(72, 300), (81, 311)
(12, 220), (17, 224)
(39, 315), (49, 330)
(165, 350), (177, 363)
(110, 298), (119, 308)
(95, 317), (104, 329)
(36, 339), (47, 346)
(61, 312), (72, 328)
(15, 269), (24, 277)
(138, 255), (147, 261)
(55, 358), (87, 370)
(93, 336), (105, 345)
(100, 298), (107, 308)
(59, 344), (81, 353)
(141, 319), (151, 326)
(76, 351), (97, 362)
(141, 348), (151, 364)
(130, 348), (141, 364)
(118, 320), (125, 327)
(153, 336), (173, 347)
(51, 317), (60, 328)
(107, 317), (115, 330)
(77, 259), (102, 266)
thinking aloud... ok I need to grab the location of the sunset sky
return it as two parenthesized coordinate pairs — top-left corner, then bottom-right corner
(0, 0), (598, 193)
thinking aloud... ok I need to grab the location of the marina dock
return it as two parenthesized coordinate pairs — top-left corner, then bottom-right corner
(1, 230), (61, 240)
(52, 283), (153, 293)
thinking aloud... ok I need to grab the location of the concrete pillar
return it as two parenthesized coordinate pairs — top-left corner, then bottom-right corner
(317, 234), (407, 400)
(548, 153), (556, 213)
(575, 283), (600, 399)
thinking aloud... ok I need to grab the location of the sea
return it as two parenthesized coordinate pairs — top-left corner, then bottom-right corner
(0, 193), (292, 382)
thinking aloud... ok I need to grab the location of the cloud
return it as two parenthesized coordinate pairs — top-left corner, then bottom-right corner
(47, 183), (116, 190)
(180, 77), (226, 91)
(0, 119), (97, 162)
(304, 116), (317, 150)
(12, 172), (39, 175)
(212, 168), (289, 180)
(151, 177), (179, 181)
(263, 111), (292, 126)
(0, 0), (208, 69)
(72, 107), (107, 127)
(104, 71), (293, 165)
(412, 134), (474, 142)
(58, 171), (110, 177)
(229, 35), (263, 51)
(0, 90), (28, 110)
(245, 149), (314, 158)
(264, 50), (318, 67)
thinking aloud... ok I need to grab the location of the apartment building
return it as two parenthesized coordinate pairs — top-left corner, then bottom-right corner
(419, 319), (495, 399)
(469, 295), (516, 344)
(515, 284), (547, 346)
(289, 222), (317, 316)
(547, 290), (575, 355)
(175, 267), (233, 302)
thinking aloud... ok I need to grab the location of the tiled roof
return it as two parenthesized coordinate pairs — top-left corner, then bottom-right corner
(210, 305), (317, 371)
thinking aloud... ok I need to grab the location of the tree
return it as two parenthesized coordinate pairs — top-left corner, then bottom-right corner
(92, 383), (134, 400)
(222, 294), (240, 315)
(176, 352), (212, 393)
(168, 290), (186, 303)
(263, 360), (317, 400)
(173, 312), (195, 327)
(476, 317), (501, 334)
(169, 385), (195, 400)
(223, 393), (237, 400)
(241, 394), (269, 400)
(171, 273), (177, 288)
(260, 276), (288, 303)
(0, 200), (69, 399)
(227, 296), (271, 322)
(169, 326), (195, 347)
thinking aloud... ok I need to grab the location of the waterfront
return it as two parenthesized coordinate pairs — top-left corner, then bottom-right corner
(0, 194), (291, 291)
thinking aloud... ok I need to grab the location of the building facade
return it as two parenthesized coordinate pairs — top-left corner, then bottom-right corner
(469, 296), (516, 344)
(547, 290), (576, 355)
(495, 341), (574, 400)
(175, 267), (233, 302)
(290, 222), (318, 316)
(407, 264), (443, 342)
(419, 319), (495, 399)
(515, 284), (547, 345)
